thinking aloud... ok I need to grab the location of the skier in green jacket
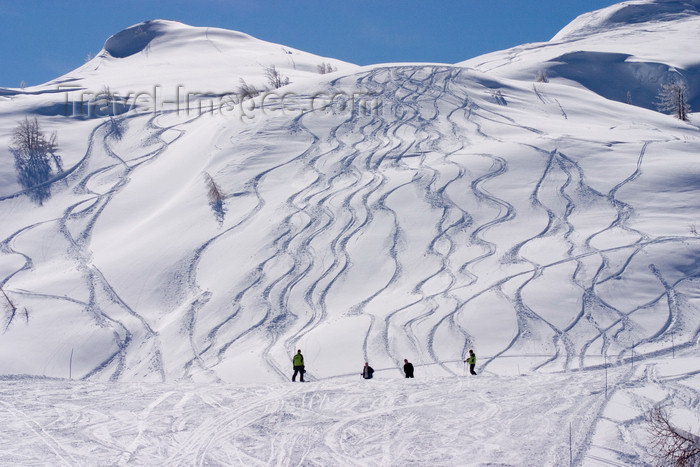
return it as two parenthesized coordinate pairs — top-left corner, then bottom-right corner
(464, 349), (477, 375)
(292, 349), (305, 382)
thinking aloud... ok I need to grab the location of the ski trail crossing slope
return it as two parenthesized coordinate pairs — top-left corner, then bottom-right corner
(1, 65), (699, 385)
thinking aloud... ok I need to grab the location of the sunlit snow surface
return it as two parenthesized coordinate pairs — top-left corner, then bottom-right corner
(5, 65), (697, 381)
(1, 3), (700, 465)
(0, 354), (698, 465)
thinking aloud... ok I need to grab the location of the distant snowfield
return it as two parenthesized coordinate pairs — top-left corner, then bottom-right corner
(1, 1), (700, 465)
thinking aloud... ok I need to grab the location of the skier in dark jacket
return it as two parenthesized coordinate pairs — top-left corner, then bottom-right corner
(292, 349), (305, 382)
(464, 349), (477, 375)
(362, 362), (374, 379)
(403, 359), (414, 378)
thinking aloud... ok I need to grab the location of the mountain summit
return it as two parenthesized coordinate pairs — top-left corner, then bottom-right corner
(462, 0), (700, 111)
(554, 0), (700, 41)
(103, 19), (176, 58)
(45, 19), (355, 96)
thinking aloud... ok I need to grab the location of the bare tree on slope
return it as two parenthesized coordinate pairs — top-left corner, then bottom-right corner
(657, 78), (691, 121)
(8, 116), (63, 205)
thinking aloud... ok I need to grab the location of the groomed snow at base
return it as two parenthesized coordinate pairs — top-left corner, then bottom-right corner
(1, 350), (697, 466)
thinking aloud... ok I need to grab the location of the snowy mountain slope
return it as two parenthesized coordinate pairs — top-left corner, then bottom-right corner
(0, 20), (356, 197)
(1, 59), (698, 382)
(461, 0), (700, 112)
(1, 4), (699, 465)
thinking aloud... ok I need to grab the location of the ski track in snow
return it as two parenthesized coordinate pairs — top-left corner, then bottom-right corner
(164, 65), (700, 391)
(1, 64), (700, 464)
(0, 364), (664, 466)
(2, 65), (699, 381)
(1, 111), (197, 381)
(0, 353), (696, 466)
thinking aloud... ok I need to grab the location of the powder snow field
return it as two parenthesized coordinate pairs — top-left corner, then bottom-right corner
(1, 1), (700, 465)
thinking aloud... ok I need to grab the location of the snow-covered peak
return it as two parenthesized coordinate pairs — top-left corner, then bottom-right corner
(103, 20), (259, 59)
(461, 0), (700, 113)
(553, 0), (700, 41)
(104, 20), (173, 58)
(41, 19), (356, 95)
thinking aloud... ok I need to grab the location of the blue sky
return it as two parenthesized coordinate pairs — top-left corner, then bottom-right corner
(0, 0), (620, 87)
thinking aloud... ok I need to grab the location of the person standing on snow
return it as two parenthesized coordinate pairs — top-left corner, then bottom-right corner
(464, 349), (477, 375)
(292, 349), (305, 382)
(403, 359), (414, 378)
(362, 362), (374, 379)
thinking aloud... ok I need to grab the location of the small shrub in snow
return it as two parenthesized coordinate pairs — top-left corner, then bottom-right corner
(204, 172), (225, 224)
(646, 407), (700, 467)
(108, 117), (126, 140)
(1, 286), (15, 312)
(237, 78), (260, 101)
(264, 65), (291, 89)
(317, 62), (336, 75)
(490, 89), (507, 106)
(0, 286), (20, 330)
(535, 69), (549, 83)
